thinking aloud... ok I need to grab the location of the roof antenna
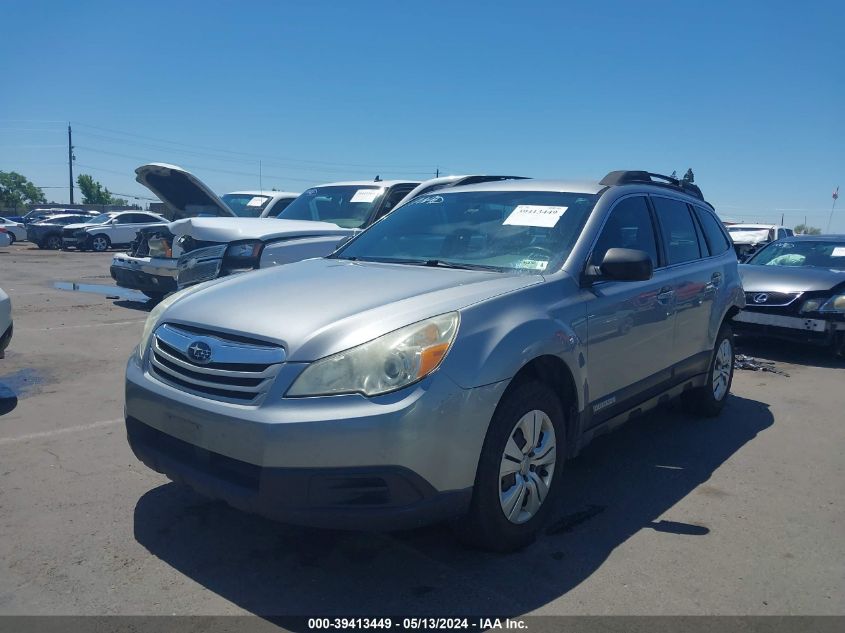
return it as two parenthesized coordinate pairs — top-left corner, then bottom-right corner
(374, 175), (381, 182)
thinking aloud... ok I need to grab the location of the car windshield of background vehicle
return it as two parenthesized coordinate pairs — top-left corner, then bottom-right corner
(748, 240), (845, 270)
(220, 194), (272, 218)
(334, 190), (599, 272)
(278, 186), (384, 228)
(84, 213), (112, 224)
(727, 227), (771, 243)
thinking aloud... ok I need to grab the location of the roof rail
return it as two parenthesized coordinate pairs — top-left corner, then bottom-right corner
(600, 170), (705, 201)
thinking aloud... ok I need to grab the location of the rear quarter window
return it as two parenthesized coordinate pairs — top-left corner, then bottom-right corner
(693, 206), (732, 254)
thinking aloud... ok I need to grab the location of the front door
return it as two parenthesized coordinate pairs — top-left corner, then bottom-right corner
(585, 195), (676, 424)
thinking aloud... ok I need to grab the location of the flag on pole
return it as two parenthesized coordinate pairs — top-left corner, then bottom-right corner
(834, 186), (840, 201)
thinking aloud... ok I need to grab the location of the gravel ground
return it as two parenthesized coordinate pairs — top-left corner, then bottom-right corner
(0, 241), (842, 617)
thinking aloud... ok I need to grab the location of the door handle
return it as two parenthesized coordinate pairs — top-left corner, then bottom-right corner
(656, 286), (674, 304)
(705, 272), (723, 292)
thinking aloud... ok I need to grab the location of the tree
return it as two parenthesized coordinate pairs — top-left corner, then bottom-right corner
(77, 174), (126, 205)
(683, 168), (695, 183)
(794, 223), (821, 235)
(0, 171), (46, 211)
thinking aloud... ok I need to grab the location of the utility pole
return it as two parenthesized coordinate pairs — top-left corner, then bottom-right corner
(435, 167), (440, 178)
(259, 160), (263, 192)
(827, 186), (839, 233)
(67, 123), (74, 204)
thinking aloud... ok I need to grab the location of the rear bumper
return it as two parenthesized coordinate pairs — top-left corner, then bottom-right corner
(126, 415), (472, 531)
(111, 255), (177, 293)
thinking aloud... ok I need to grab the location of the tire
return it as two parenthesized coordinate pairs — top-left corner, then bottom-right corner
(45, 234), (63, 250)
(456, 381), (565, 552)
(682, 322), (734, 417)
(90, 234), (111, 252)
(7, 234), (14, 245)
(141, 291), (166, 301)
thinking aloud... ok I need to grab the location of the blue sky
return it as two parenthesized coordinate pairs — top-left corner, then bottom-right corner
(1, 0), (843, 230)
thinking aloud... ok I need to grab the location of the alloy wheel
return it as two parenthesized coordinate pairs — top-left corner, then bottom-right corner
(712, 338), (733, 401)
(498, 409), (557, 524)
(92, 237), (108, 252)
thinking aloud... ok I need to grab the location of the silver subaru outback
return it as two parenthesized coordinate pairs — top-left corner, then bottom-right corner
(125, 170), (744, 551)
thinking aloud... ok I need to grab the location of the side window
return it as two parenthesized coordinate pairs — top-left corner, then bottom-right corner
(112, 214), (129, 224)
(271, 198), (293, 217)
(693, 205), (732, 254)
(652, 197), (701, 265)
(777, 229), (787, 239)
(785, 228), (794, 237)
(136, 214), (160, 223)
(591, 196), (658, 267)
(374, 186), (416, 220)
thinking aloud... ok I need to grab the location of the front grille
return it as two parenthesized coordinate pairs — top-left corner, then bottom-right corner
(148, 323), (285, 404)
(744, 291), (801, 307)
(177, 244), (227, 287)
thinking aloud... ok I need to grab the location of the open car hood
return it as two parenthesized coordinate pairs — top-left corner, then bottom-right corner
(169, 217), (355, 242)
(135, 163), (235, 220)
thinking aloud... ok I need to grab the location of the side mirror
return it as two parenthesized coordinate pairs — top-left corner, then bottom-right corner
(599, 248), (653, 281)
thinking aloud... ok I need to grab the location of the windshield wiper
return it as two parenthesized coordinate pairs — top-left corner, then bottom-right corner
(422, 259), (504, 271)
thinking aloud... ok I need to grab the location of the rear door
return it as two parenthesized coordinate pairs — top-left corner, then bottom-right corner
(585, 195), (677, 423)
(650, 196), (716, 378)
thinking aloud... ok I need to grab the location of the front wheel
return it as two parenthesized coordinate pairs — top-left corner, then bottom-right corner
(456, 381), (565, 552)
(90, 234), (111, 252)
(45, 234), (63, 250)
(682, 323), (734, 417)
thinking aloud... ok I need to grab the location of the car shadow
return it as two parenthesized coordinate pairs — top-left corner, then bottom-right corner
(133, 394), (773, 620)
(112, 299), (157, 313)
(736, 337), (845, 370)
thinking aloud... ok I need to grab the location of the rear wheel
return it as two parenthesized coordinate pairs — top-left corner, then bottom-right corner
(90, 234), (111, 252)
(7, 234), (14, 245)
(456, 381), (564, 552)
(682, 323), (734, 417)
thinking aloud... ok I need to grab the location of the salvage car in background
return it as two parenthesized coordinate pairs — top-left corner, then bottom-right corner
(62, 211), (167, 252)
(28, 214), (101, 249)
(111, 163), (309, 298)
(0, 217), (27, 243)
(0, 287), (11, 359)
(125, 170), (743, 551)
(735, 234), (845, 355)
(727, 224), (793, 260)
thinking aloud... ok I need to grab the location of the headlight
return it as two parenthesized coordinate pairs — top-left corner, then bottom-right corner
(137, 284), (207, 360)
(801, 295), (845, 313)
(287, 312), (460, 397)
(225, 240), (262, 261)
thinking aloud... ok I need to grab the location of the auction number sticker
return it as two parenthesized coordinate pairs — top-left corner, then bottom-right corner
(349, 189), (382, 203)
(832, 246), (845, 257)
(504, 204), (568, 228)
(246, 196), (268, 207)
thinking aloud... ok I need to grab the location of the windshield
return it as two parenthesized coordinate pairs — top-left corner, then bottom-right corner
(278, 185), (384, 228)
(334, 190), (599, 272)
(747, 240), (845, 270)
(727, 227), (772, 243)
(220, 193), (272, 218)
(85, 214), (112, 224)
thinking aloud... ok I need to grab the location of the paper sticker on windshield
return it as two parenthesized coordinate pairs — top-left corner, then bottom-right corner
(504, 205), (568, 228)
(349, 189), (381, 203)
(520, 259), (548, 270)
(832, 247), (845, 257)
(246, 196), (267, 207)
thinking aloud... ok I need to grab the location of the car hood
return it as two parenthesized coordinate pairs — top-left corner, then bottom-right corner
(162, 258), (544, 361)
(136, 163), (234, 219)
(739, 264), (845, 293)
(169, 217), (355, 242)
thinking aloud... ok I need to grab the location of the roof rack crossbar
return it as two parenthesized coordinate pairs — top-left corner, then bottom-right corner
(599, 170), (705, 201)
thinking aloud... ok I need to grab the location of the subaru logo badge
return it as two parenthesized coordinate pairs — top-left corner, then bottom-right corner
(187, 341), (213, 364)
(753, 293), (769, 304)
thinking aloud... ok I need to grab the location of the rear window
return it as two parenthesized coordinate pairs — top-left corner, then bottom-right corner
(694, 206), (732, 254)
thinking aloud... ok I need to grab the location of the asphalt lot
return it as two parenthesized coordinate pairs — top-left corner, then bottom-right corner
(0, 241), (843, 617)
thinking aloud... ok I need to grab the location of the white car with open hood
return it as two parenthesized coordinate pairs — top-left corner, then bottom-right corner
(110, 163), (308, 298)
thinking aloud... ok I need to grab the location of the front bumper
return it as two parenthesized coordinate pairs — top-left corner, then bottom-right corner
(125, 355), (506, 530)
(734, 309), (845, 346)
(111, 254), (177, 293)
